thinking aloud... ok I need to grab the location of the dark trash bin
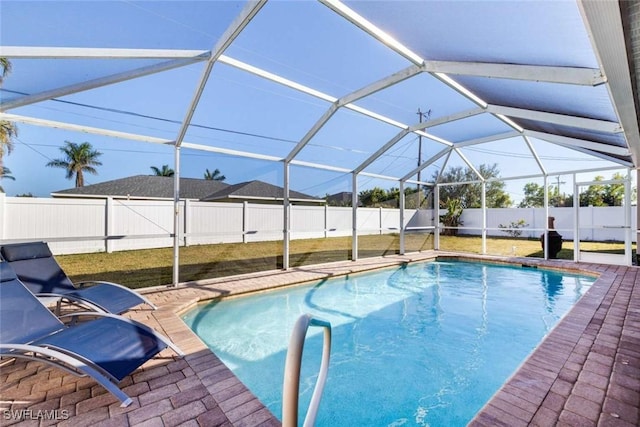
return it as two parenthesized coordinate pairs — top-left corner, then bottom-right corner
(540, 216), (563, 259)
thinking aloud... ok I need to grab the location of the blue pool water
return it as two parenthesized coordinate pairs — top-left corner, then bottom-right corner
(182, 261), (595, 426)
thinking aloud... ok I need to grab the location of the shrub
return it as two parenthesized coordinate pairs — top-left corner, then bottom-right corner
(499, 219), (529, 238)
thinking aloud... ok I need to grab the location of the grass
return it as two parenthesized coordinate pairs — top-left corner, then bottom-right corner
(57, 234), (634, 289)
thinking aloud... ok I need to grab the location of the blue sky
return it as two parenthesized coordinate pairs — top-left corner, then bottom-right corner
(0, 0), (630, 201)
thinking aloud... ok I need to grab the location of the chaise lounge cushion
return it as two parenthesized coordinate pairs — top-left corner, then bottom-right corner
(1, 241), (75, 294)
(0, 241), (152, 315)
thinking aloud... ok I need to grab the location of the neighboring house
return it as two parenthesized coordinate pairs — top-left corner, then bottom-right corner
(200, 180), (324, 204)
(326, 191), (354, 206)
(51, 175), (325, 205)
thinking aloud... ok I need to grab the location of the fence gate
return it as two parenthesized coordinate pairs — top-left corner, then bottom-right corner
(574, 177), (633, 266)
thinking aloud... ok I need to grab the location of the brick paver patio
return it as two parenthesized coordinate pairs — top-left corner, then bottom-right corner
(1, 253), (638, 426)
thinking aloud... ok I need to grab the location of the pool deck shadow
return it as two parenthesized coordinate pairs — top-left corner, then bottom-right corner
(0, 252), (638, 426)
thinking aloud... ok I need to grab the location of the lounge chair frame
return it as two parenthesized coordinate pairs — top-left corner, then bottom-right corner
(0, 241), (157, 315)
(0, 261), (184, 407)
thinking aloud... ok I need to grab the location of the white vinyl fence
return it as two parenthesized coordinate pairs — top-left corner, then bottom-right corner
(0, 194), (634, 255)
(0, 195), (427, 254)
(460, 206), (637, 242)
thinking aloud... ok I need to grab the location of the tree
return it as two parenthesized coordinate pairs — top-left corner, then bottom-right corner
(47, 141), (103, 188)
(0, 58), (18, 173)
(578, 174), (627, 207)
(0, 166), (15, 193)
(603, 172), (625, 206)
(0, 166), (15, 181)
(518, 182), (545, 208)
(435, 163), (512, 208)
(518, 182), (573, 208)
(204, 168), (226, 181)
(579, 176), (607, 207)
(358, 187), (387, 207)
(0, 121), (17, 172)
(439, 198), (464, 235)
(0, 57), (11, 83)
(150, 164), (174, 177)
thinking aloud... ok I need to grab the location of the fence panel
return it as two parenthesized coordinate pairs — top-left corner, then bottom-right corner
(326, 206), (352, 237)
(188, 201), (244, 245)
(357, 208), (381, 235)
(381, 208), (400, 233)
(110, 199), (177, 251)
(2, 197), (106, 254)
(246, 204), (282, 242)
(291, 205), (326, 240)
(405, 209), (433, 229)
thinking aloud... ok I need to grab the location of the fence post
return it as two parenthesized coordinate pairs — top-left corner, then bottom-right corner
(399, 181), (405, 255)
(379, 207), (383, 235)
(434, 185), (440, 250)
(184, 199), (191, 247)
(324, 204), (328, 239)
(0, 192), (5, 241)
(105, 197), (113, 253)
(243, 201), (248, 243)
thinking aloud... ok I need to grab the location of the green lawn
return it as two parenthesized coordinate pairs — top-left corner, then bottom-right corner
(57, 234), (633, 289)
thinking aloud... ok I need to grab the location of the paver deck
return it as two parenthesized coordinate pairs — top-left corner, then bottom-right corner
(1, 252), (638, 426)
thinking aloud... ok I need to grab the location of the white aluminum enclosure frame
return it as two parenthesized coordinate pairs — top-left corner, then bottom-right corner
(1, 0), (639, 284)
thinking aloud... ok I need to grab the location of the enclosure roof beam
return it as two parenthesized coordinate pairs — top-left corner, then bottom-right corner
(219, 55), (335, 101)
(435, 150), (454, 184)
(487, 104), (623, 133)
(525, 130), (630, 157)
(285, 64), (422, 162)
(557, 145), (634, 168)
(0, 113), (174, 145)
(353, 128), (411, 175)
(319, 0), (424, 65)
(220, 54), (455, 152)
(422, 60), (605, 86)
(336, 64), (423, 108)
(0, 112), (288, 162)
(0, 55), (209, 112)
(425, 107), (486, 127)
(401, 147), (451, 182)
(0, 46), (211, 59)
(353, 110), (483, 174)
(455, 147), (484, 181)
(285, 103), (340, 163)
(522, 135), (547, 176)
(178, 142), (282, 162)
(174, 0), (266, 148)
(2, 112), (421, 180)
(578, 0), (640, 165)
(453, 131), (521, 148)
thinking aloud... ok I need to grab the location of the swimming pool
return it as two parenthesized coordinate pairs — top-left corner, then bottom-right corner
(182, 260), (595, 426)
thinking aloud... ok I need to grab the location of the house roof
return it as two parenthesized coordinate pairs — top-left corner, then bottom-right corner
(52, 175), (228, 200)
(51, 175), (322, 203)
(201, 180), (323, 203)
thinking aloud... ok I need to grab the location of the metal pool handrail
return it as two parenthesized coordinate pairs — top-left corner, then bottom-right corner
(282, 314), (332, 427)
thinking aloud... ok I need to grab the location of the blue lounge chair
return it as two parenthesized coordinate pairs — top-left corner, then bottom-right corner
(0, 241), (156, 315)
(0, 260), (183, 407)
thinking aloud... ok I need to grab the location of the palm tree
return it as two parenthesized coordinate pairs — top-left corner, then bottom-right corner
(203, 168), (226, 181)
(0, 57), (11, 84)
(0, 57), (18, 173)
(0, 121), (17, 171)
(0, 166), (15, 181)
(150, 164), (174, 177)
(0, 166), (15, 193)
(47, 141), (103, 188)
